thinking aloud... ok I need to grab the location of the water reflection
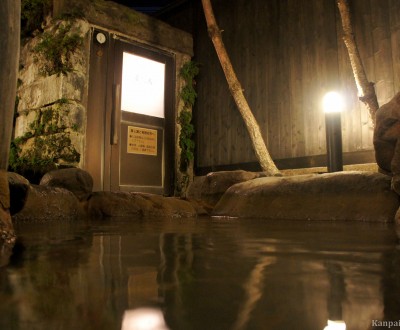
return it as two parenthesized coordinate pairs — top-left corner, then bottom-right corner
(0, 219), (399, 330)
(323, 262), (347, 330)
(121, 308), (169, 330)
(323, 320), (346, 330)
(232, 246), (276, 330)
(0, 240), (14, 267)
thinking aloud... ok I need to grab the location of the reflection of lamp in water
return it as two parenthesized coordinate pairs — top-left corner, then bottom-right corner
(323, 319), (346, 330)
(323, 262), (346, 330)
(121, 308), (169, 330)
(323, 91), (345, 172)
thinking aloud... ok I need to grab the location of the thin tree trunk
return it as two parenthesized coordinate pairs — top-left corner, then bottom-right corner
(337, 0), (379, 122)
(201, 0), (280, 176)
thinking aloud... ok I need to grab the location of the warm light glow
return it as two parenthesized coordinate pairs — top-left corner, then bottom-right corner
(121, 52), (165, 118)
(121, 308), (169, 330)
(323, 91), (345, 113)
(323, 320), (347, 330)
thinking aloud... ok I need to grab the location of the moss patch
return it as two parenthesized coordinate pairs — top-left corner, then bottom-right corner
(178, 61), (199, 172)
(33, 21), (83, 76)
(9, 99), (81, 183)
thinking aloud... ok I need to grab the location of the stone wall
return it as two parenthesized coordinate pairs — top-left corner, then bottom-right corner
(14, 19), (91, 177)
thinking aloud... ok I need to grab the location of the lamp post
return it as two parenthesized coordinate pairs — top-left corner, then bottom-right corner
(323, 92), (344, 172)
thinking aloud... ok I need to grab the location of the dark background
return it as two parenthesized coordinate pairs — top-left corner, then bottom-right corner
(111, 0), (187, 15)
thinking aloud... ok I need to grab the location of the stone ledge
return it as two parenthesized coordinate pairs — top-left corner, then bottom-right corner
(212, 171), (400, 222)
(187, 170), (266, 208)
(13, 185), (81, 222)
(9, 169), (400, 222)
(54, 0), (193, 56)
(86, 192), (198, 218)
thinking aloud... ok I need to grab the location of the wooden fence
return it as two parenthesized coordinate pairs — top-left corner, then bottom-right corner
(190, 0), (400, 170)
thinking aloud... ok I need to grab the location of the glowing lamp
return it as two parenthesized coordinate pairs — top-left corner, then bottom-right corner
(323, 91), (344, 172)
(323, 91), (345, 113)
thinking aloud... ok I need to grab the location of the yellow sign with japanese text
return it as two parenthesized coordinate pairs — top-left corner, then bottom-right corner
(127, 126), (157, 156)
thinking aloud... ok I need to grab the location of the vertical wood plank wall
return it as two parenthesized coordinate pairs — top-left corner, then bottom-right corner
(193, 0), (400, 169)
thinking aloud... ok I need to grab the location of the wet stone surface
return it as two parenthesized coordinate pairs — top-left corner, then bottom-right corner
(213, 171), (400, 222)
(7, 169), (400, 222)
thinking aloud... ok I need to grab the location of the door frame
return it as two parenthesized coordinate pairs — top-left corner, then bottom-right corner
(108, 37), (175, 195)
(86, 29), (175, 195)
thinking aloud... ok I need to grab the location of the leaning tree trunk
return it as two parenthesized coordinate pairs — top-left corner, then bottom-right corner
(337, 0), (379, 123)
(201, 0), (280, 176)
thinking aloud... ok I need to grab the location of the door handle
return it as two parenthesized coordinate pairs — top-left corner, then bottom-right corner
(111, 83), (121, 145)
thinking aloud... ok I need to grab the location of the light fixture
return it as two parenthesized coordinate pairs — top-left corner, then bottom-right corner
(323, 91), (344, 172)
(96, 32), (107, 44)
(323, 92), (345, 113)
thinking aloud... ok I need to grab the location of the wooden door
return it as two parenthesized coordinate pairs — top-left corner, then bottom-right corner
(109, 40), (175, 194)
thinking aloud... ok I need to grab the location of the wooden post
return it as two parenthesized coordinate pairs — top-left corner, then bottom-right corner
(0, 0), (20, 170)
(0, 0), (19, 252)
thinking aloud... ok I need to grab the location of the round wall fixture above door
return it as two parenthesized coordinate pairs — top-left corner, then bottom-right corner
(96, 32), (107, 44)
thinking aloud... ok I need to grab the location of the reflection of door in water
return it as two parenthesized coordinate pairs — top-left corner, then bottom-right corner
(110, 41), (174, 195)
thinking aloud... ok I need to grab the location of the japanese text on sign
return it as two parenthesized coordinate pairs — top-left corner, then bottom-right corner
(127, 126), (157, 156)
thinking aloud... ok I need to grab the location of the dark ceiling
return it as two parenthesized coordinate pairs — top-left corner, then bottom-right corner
(111, 0), (187, 15)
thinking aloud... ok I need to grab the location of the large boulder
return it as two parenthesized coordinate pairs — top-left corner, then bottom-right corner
(213, 171), (399, 222)
(13, 185), (81, 221)
(40, 168), (93, 201)
(86, 192), (197, 218)
(374, 92), (400, 193)
(187, 170), (265, 208)
(8, 172), (30, 215)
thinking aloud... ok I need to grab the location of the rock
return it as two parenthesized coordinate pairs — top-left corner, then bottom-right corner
(8, 172), (30, 215)
(187, 170), (265, 208)
(86, 192), (197, 218)
(374, 92), (400, 193)
(0, 170), (15, 247)
(40, 168), (93, 201)
(146, 195), (197, 218)
(213, 171), (400, 222)
(12, 185), (81, 221)
(395, 207), (400, 225)
(186, 199), (212, 216)
(0, 170), (10, 211)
